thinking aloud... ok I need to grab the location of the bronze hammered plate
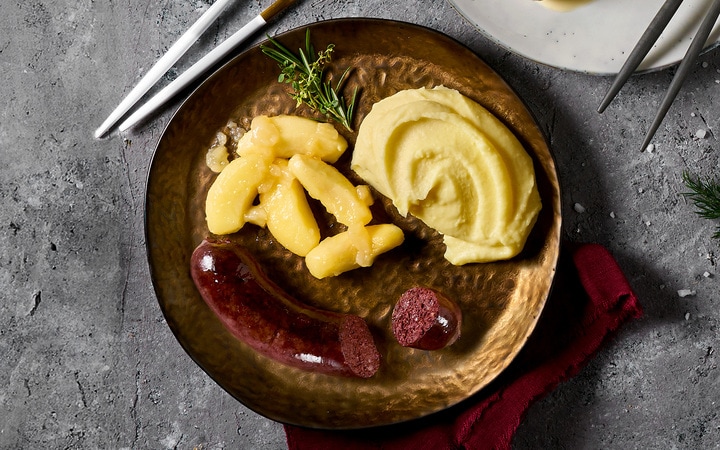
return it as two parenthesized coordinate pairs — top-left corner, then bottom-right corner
(145, 18), (561, 429)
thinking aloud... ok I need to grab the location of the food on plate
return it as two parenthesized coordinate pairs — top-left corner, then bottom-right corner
(204, 114), (403, 277)
(261, 29), (357, 131)
(351, 86), (542, 265)
(391, 287), (462, 350)
(259, 159), (321, 257)
(235, 115), (347, 163)
(305, 224), (405, 279)
(287, 154), (373, 227)
(190, 238), (381, 378)
(205, 137), (230, 173)
(534, 0), (592, 12)
(205, 152), (272, 235)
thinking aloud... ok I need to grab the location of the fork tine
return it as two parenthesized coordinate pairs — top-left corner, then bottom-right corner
(640, 0), (720, 150)
(598, 0), (684, 113)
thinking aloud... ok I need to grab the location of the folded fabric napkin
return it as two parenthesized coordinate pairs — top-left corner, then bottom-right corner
(284, 243), (643, 450)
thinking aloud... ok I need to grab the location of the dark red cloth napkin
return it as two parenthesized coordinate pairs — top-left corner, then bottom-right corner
(284, 243), (643, 450)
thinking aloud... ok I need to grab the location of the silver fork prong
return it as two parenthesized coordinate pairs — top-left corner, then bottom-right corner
(640, 0), (720, 150)
(597, 0), (684, 114)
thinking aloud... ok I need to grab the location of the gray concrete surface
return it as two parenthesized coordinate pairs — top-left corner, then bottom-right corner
(1, 0), (719, 448)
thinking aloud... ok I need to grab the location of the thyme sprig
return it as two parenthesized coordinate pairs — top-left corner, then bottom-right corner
(682, 171), (720, 240)
(260, 29), (357, 131)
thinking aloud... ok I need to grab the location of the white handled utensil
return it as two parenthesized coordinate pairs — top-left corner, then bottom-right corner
(94, 0), (235, 139)
(118, 0), (296, 134)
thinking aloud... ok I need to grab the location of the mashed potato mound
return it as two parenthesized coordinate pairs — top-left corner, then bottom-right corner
(351, 86), (541, 265)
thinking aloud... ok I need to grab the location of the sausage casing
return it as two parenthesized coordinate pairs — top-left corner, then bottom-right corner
(190, 238), (380, 378)
(391, 286), (462, 350)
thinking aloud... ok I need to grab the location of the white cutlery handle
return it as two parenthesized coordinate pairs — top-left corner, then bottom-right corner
(94, 0), (235, 138)
(118, 15), (267, 133)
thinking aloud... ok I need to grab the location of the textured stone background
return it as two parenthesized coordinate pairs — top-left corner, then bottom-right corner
(1, 0), (718, 448)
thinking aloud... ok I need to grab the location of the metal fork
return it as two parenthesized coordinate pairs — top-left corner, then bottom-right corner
(598, 0), (720, 150)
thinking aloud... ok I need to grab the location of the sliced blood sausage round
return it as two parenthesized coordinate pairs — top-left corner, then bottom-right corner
(391, 286), (462, 350)
(190, 238), (380, 378)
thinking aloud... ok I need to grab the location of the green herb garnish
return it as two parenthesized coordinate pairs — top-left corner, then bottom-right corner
(682, 171), (720, 240)
(260, 29), (357, 131)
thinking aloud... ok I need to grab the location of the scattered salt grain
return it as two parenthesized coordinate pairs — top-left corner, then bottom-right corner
(610, 211), (616, 219)
(704, 271), (712, 278)
(645, 143), (655, 153)
(678, 289), (697, 298)
(691, 112), (697, 117)
(685, 312), (691, 321)
(695, 129), (708, 139)
(638, 187), (644, 193)
(702, 62), (709, 68)
(573, 203), (586, 213)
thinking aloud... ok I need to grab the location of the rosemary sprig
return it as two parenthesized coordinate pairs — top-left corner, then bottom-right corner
(682, 171), (720, 240)
(260, 29), (358, 131)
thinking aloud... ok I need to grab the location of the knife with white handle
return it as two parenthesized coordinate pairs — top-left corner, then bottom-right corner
(117, 0), (296, 134)
(94, 0), (235, 138)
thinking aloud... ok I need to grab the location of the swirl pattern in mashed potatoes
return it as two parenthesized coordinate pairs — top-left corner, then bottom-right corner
(351, 86), (541, 265)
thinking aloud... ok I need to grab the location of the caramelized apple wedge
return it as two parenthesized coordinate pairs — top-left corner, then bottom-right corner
(260, 161), (321, 257)
(288, 154), (373, 227)
(235, 115), (347, 163)
(205, 153), (271, 235)
(305, 224), (404, 279)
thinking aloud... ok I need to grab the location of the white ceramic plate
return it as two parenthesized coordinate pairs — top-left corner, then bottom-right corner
(447, 0), (720, 74)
